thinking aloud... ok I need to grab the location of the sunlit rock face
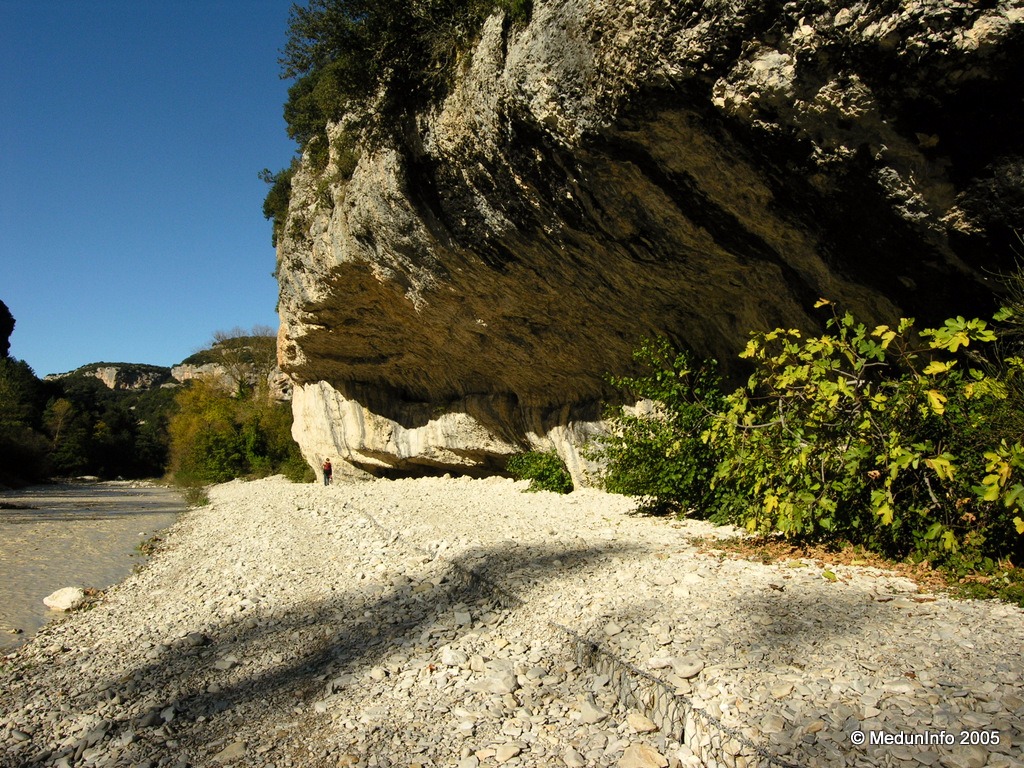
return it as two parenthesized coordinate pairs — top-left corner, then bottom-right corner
(276, 0), (1024, 482)
(45, 365), (172, 391)
(170, 364), (293, 401)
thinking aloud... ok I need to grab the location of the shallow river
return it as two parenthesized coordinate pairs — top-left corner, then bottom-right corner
(0, 481), (184, 651)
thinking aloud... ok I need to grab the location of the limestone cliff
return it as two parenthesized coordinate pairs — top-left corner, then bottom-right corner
(275, 0), (1024, 482)
(46, 364), (173, 391)
(170, 363), (292, 401)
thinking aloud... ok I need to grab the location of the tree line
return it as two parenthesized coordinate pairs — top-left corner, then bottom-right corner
(0, 311), (311, 489)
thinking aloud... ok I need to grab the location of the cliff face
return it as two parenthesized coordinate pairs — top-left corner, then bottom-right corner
(46, 364), (173, 391)
(170, 364), (293, 401)
(276, 0), (1024, 481)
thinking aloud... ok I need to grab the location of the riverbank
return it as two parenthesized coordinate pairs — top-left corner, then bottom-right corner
(0, 481), (183, 651)
(1, 475), (1021, 767)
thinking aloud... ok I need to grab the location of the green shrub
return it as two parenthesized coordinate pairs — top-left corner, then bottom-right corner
(589, 337), (724, 515)
(592, 305), (1024, 568)
(506, 450), (573, 493)
(260, 164), (298, 247)
(168, 379), (311, 486)
(704, 303), (1023, 565)
(181, 484), (210, 507)
(0, 357), (50, 486)
(948, 561), (1024, 606)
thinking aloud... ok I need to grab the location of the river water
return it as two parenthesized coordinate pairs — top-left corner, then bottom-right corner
(0, 481), (184, 652)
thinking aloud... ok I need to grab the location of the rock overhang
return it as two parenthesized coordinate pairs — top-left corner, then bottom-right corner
(274, 0), (1024, 480)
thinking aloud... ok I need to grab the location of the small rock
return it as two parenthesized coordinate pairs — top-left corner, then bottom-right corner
(579, 700), (607, 724)
(604, 621), (623, 636)
(563, 746), (586, 767)
(184, 632), (211, 647)
(834, 8), (854, 26)
(441, 648), (469, 667)
(454, 610), (472, 626)
(84, 721), (111, 747)
(1002, 693), (1023, 711)
(213, 740), (246, 763)
(116, 730), (138, 747)
(760, 713), (786, 734)
(671, 657), (704, 679)
(327, 673), (357, 693)
(43, 587), (86, 612)
(526, 665), (547, 680)
(626, 713), (659, 733)
(495, 744), (522, 763)
(472, 672), (519, 695)
(618, 744), (668, 768)
(955, 745), (989, 768)
(138, 708), (162, 728)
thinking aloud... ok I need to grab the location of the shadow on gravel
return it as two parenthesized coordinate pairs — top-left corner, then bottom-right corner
(20, 541), (637, 766)
(582, 587), (929, 767)
(726, 587), (895, 655)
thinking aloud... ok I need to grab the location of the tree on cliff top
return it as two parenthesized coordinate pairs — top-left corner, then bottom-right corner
(0, 300), (14, 359)
(181, 326), (277, 397)
(279, 0), (532, 141)
(209, 326), (277, 397)
(264, 1), (531, 245)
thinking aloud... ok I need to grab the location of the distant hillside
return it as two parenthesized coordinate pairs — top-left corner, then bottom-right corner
(173, 335), (290, 400)
(45, 335), (288, 398)
(2, 321), (291, 487)
(46, 363), (173, 391)
(178, 334), (276, 368)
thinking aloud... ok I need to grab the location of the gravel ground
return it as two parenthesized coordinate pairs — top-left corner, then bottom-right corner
(1, 475), (1021, 768)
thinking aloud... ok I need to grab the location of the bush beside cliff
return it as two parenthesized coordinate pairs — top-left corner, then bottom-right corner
(168, 378), (311, 486)
(593, 290), (1024, 573)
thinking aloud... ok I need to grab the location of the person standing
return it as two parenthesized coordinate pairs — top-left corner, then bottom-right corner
(322, 458), (333, 486)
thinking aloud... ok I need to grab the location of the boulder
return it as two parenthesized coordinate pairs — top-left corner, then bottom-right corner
(43, 587), (86, 612)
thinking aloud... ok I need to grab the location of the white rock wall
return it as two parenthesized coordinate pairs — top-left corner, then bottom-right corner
(291, 381), (603, 487)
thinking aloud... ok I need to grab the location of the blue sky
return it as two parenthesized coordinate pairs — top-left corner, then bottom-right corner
(1, 1), (298, 376)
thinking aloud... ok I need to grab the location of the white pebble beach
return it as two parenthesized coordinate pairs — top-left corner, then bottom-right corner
(2, 475), (1022, 768)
